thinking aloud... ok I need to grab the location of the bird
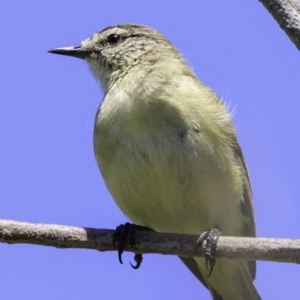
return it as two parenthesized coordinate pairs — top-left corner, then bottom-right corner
(49, 24), (261, 300)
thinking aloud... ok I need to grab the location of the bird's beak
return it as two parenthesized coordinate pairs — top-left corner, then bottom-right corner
(48, 46), (92, 59)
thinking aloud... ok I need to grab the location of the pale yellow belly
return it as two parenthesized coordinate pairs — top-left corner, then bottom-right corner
(97, 136), (244, 236)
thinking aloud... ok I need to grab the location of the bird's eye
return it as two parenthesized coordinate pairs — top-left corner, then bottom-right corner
(107, 34), (121, 44)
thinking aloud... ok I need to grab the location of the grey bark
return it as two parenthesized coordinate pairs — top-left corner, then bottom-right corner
(259, 0), (300, 51)
(1, 219), (300, 263)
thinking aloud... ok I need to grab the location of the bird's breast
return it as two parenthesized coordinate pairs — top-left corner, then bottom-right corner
(93, 86), (244, 235)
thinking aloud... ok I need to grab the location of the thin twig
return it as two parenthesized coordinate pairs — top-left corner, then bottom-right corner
(259, 0), (300, 51)
(0, 219), (300, 263)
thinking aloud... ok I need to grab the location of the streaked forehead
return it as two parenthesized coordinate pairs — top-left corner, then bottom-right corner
(99, 24), (148, 34)
(85, 24), (144, 44)
(81, 23), (173, 49)
(95, 26), (130, 38)
(96, 24), (165, 39)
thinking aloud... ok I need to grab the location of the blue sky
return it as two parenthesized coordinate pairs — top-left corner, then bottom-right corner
(1, 1), (300, 299)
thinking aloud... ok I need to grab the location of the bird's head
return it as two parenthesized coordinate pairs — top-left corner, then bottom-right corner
(49, 24), (181, 90)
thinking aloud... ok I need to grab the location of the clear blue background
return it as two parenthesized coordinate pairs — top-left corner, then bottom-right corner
(1, 1), (300, 299)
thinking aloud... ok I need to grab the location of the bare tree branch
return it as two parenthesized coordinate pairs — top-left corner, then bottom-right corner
(1, 218), (300, 263)
(259, 0), (300, 51)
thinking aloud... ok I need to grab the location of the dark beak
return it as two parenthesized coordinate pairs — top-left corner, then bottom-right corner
(48, 46), (92, 59)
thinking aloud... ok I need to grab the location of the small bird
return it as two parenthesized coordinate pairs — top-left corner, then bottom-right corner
(49, 24), (261, 300)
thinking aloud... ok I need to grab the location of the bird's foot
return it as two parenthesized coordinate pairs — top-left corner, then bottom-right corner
(195, 228), (221, 278)
(113, 223), (150, 269)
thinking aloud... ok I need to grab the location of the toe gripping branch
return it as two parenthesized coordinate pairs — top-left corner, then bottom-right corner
(113, 223), (150, 270)
(195, 228), (221, 278)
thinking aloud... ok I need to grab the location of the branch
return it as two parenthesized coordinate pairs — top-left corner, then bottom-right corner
(1, 219), (300, 263)
(259, 0), (300, 51)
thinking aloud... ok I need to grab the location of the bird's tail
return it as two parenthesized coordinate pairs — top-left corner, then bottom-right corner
(195, 258), (261, 300)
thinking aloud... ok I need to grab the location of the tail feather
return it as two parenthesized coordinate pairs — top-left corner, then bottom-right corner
(191, 257), (261, 300)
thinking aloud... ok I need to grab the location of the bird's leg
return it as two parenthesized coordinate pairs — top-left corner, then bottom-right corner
(113, 223), (151, 269)
(195, 228), (221, 278)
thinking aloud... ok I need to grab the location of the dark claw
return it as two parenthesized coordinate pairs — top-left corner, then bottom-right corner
(195, 228), (221, 278)
(112, 223), (150, 268)
(130, 253), (143, 269)
(113, 222), (132, 264)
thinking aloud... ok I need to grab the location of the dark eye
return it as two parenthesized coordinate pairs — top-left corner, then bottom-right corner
(107, 34), (121, 44)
